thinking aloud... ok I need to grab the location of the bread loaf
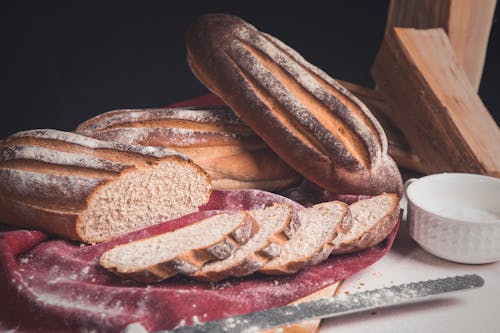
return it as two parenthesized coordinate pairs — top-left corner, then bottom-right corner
(0, 129), (212, 243)
(100, 211), (258, 282)
(75, 106), (300, 191)
(187, 14), (403, 196)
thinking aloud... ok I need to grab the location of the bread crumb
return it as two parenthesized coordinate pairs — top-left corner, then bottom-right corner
(122, 322), (149, 333)
(174, 319), (186, 329)
(210, 281), (233, 290)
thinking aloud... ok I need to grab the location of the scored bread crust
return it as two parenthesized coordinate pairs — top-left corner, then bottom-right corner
(0, 129), (212, 243)
(75, 106), (301, 191)
(333, 193), (400, 254)
(187, 14), (403, 195)
(100, 211), (259, 283)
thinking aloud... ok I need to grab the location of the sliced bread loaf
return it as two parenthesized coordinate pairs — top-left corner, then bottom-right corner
(259, 201), (349, 275)
(100, 211), (258, 282)
(0, 129), (212, 243)
(333, 193), (400, 254)
(191, 204), (297, 281)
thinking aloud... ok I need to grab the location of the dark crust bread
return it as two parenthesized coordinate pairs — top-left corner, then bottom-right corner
(186, 14), (403, 196)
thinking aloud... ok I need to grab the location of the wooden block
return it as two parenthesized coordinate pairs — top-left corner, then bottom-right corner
(385, 0), (497, 91)
(338, 80), (425, 173)
(371, 27), (500, 177)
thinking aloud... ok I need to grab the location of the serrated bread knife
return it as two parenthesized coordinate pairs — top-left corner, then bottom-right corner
(158, 274), (484, 333)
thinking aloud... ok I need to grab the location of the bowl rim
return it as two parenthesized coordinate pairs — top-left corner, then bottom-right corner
(405, 173), (500, 225)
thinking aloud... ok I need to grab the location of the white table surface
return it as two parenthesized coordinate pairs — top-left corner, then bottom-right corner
(321, 200), (500, 333)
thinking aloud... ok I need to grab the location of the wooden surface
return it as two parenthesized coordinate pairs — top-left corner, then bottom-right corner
(339, 80), (424, 173)
(385, 0), (497, 91)
(262, 281), (343, 333)
(371, 27), (500, 177)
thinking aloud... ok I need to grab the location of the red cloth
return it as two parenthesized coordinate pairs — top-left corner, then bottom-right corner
(168, 92), (224, 107)
(0, 95), (400, 332)
(0, 189), (399, 333)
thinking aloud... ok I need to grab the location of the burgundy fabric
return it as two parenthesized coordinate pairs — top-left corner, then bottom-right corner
(0, 189), (399, 333)
(167, 92), (225, 108)
(0, 95), (400, 332)
(281, 179), (373, 207)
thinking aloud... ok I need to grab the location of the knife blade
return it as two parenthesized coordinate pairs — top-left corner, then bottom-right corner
(158, 274), (483, 333)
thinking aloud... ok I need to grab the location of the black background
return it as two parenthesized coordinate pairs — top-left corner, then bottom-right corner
(2, 1), (499, 138)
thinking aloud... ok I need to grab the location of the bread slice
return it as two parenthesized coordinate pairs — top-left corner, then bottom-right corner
(100, 211), (258, 282)
(259, 201), (349, 275)
(0, 129), (212, 243)
(191, 204), (297, 281)
(333, 193), (400, 254)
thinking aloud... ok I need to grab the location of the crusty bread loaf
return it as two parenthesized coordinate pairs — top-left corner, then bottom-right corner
(187, 14), (403, 196)
(260, 201), (349, 275)
(75, 106), (300, 191)
(333, 193), (400, 254)
(192, 204), (298, 281)
(0, 129), (212, 243)
(100, 211), (258, 282)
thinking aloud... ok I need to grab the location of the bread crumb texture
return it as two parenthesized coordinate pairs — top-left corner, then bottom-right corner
(80, 160), (211, 243)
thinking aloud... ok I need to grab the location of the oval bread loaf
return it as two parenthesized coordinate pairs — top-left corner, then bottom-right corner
(187, 14), (403, 195)
(0, 129), (212, 243)
(75, 106), (300, 191)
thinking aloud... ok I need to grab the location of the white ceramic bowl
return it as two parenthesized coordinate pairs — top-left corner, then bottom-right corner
(405, 173), (500, 264)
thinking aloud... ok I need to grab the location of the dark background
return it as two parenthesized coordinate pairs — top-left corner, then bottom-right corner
(2, 1), (499, 138)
